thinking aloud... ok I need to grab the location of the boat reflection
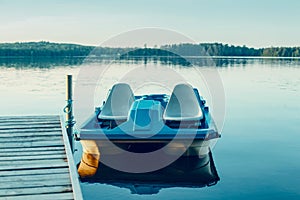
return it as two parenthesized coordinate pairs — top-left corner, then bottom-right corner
(77, 151), (220, 195)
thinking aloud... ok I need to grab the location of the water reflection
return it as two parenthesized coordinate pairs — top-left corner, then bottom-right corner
(94, 56), (295, 68)
(0, 56), (84, 68)
(119, 49), (192, 66)
(77, 151), (219, 195)
(1, 56), (300, 69)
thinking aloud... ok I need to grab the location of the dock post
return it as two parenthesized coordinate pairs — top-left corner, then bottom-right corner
(65, 74), (75, 153)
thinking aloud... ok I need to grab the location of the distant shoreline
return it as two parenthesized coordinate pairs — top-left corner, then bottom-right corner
(1, 55), (299, 59)
(0, 41), (300, 57)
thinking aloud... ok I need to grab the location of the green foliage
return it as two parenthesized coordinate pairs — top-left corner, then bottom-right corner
(162, 43), (300, 57)
(161, 43), (262, 57)
(0, 41), (94, 57)
(262, 47), (300, 57)
(0, 41), (299, 57)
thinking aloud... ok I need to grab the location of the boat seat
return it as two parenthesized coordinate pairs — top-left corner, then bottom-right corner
(163, 83), (203, 122)
(98, 83), (134, 121)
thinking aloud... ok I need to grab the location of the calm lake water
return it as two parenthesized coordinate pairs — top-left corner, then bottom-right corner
(0, 57), (299, 199)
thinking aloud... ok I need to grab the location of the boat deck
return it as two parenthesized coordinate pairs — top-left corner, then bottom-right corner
(0, 115), (82, 200)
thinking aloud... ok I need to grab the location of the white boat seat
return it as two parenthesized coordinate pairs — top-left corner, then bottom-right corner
(163, 83), (203, 121)
(98, 83), (134, 121)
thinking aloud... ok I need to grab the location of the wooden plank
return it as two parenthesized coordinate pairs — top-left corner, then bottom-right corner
(0, 136), (63, 143)
(60, 115), (83, 200)
(0, 128), (62, 134)
(0, 134), (62, 139)
(0, 121), (60, 126)
(0, 124), (61, 130)
(0, 141), (64, 148)
(0, 167), (69, 177)
(0, 162), (68, 171)
(1, 173), (71, 183)
(0, 146), (65, 152)
(0, 131), (62, 138)
(0, 120), (61, 127)
(0, 180), (71, 190)
(0, 120), (59, 126)
(0, 115), (80, 200)
(0, 124), (62, 130)
(0, 135), (62, 143)
(0, 120), (61, 125)
(2, 192), (74, 200)
(0, 119), (60, 124)
(0, 154), (67, 161)
(0, 158), (67, 166)
(0, 115), (60, 120)
(0, 150), (65, 157)
(0, 185), (72, 197)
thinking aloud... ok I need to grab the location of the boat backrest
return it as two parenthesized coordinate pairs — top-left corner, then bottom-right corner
(98, 83), (135, 120)
(163, 83), (203, 121)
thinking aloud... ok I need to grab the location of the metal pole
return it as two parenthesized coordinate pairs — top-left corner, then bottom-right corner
(66, 74), (74, 153)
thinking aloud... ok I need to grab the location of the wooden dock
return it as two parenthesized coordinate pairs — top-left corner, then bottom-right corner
(0, 115), (82, 200)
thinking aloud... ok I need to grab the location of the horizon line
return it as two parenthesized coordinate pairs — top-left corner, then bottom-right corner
(0, 40), (300, 49)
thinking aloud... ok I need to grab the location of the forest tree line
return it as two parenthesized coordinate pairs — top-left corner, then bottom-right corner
(0, 41), (299, 57)
(161, 43), (300, 57)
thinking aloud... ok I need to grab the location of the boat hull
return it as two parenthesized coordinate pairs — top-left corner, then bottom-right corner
(80, 137), (218, 157)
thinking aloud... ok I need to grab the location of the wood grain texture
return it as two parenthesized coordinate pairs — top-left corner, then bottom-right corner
(0, 115), (82, 200)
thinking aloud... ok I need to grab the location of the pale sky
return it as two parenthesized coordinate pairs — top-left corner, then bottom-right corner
(0, 0), (300, 48)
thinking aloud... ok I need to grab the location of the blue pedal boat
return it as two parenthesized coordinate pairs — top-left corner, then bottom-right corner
(79, 83), (220, 157)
